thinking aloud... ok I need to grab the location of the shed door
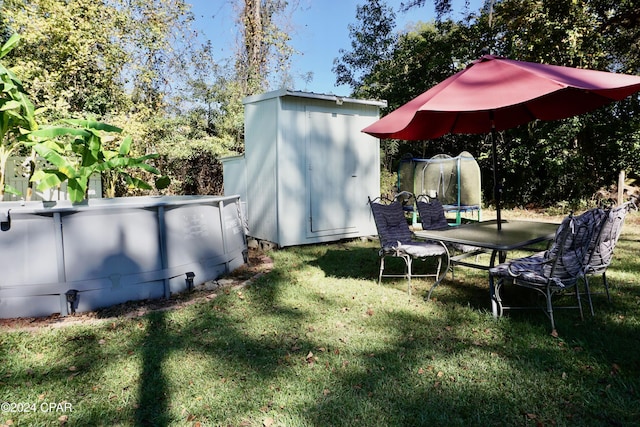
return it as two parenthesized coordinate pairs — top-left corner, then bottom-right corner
(306, 108), (360, 235)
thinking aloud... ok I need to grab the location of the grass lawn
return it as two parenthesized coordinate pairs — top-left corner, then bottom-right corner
(1, 210), (639, 426)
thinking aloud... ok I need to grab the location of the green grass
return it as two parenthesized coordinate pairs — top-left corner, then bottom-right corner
(1, 211), (640, 426)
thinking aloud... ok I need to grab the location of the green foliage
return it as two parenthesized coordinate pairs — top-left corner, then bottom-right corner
(341, 0), (640, 208)
(333, 0), (398, 90)
(0, 0), (300, 197)
(237, 0), (297, 95)
(1, 0), (133, 119)
(0, 33), (37, 198)
(379, 165), (397, 197)
(486, 0), (640, 206)
(30, 119), (169, 202)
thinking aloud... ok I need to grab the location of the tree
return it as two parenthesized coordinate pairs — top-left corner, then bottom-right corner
(117, 0), (195, 111)
(400, 0), (473, 19)
(592, 0), (640, 73)
(235, 0), (297, 95)
(1, 0), (196, 120)
(1, 0), (200, 197)
(487, 0), (640, 206)
(342, 0), (640, 207)
(1, 0), (132, 120)
(332, 0), (398, 91)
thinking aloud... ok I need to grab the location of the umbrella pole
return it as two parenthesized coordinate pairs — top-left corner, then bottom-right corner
(490, 128), (502, 230)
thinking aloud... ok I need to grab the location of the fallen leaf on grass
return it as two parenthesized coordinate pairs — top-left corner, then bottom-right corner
(305, 351), (317, 364)
(611, 363), (621, 375)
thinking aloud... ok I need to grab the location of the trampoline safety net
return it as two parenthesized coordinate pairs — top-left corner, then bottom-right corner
(398, 151), (481, 224)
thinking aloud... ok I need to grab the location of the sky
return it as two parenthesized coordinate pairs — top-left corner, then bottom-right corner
(188, 0), (482, 95)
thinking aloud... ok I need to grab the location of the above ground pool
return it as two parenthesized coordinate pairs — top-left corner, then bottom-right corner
(0, 195), (247, 319)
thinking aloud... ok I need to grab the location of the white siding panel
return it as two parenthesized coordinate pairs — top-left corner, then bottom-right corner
(244, 99), (279, 242)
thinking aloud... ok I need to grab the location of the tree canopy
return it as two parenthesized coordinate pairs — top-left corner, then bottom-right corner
(0, 0), (297, 197)
(335, 0), (640, 207)
(2, 0), (639, 205)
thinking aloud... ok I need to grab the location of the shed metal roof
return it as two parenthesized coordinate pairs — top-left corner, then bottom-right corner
(242, 88), (387, 107)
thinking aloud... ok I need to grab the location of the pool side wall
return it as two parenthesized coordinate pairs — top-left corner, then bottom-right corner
(0, 195), (247, 319)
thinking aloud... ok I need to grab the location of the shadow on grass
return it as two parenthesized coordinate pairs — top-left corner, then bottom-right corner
(309, 245), (380, 280)
(135, 311), (170, 426)
(141, 233), (640, 425)
(3, 235), (638, 426)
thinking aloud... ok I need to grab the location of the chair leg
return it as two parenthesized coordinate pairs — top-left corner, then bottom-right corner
(602, 272), (611, 302)
(545, 290), (556, 332)
(426, 254), (445, 301)
(426, 244), (450, 301)
(404, 255), (413, 296)
(583, 276), (595, 316)
(378, 256), (385, 285)
(489, 275), (504, 318)
(575, 282), (584, 321)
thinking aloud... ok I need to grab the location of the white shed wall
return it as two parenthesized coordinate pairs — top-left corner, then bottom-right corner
(237, 89), (385, 247)
(244, 96), (279, 243)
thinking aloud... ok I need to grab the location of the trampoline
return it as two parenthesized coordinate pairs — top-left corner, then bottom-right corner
(398, 151), (481, 225)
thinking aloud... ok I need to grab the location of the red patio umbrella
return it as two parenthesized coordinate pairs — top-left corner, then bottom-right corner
(363, 54), (640, 228)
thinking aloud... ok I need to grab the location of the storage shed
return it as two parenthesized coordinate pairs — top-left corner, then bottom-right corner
(222, 89), (386, 247)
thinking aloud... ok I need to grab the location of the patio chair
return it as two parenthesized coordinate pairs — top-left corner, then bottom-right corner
(583, 200), (636, 312)
(416, 194), (482, 277)
(489, 210), (599, 331)
(368, 193), (450, 299)
(415, 194), (450, 230)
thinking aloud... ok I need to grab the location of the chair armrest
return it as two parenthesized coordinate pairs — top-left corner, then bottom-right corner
(507, 256), (555, 277)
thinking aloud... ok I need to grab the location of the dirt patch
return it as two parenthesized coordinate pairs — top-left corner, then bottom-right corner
(0, 249), (273, 332)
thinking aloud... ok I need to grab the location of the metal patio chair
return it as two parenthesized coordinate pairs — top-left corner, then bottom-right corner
(368, 192), (450, 299)
(489, 210), (599, 331)
(583, 200), (636, 313)
(416, 194), (481, 277)
(415, 194), (450, 230)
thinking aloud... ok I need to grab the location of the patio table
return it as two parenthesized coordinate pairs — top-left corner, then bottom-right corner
(414, 219), (558, 316)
